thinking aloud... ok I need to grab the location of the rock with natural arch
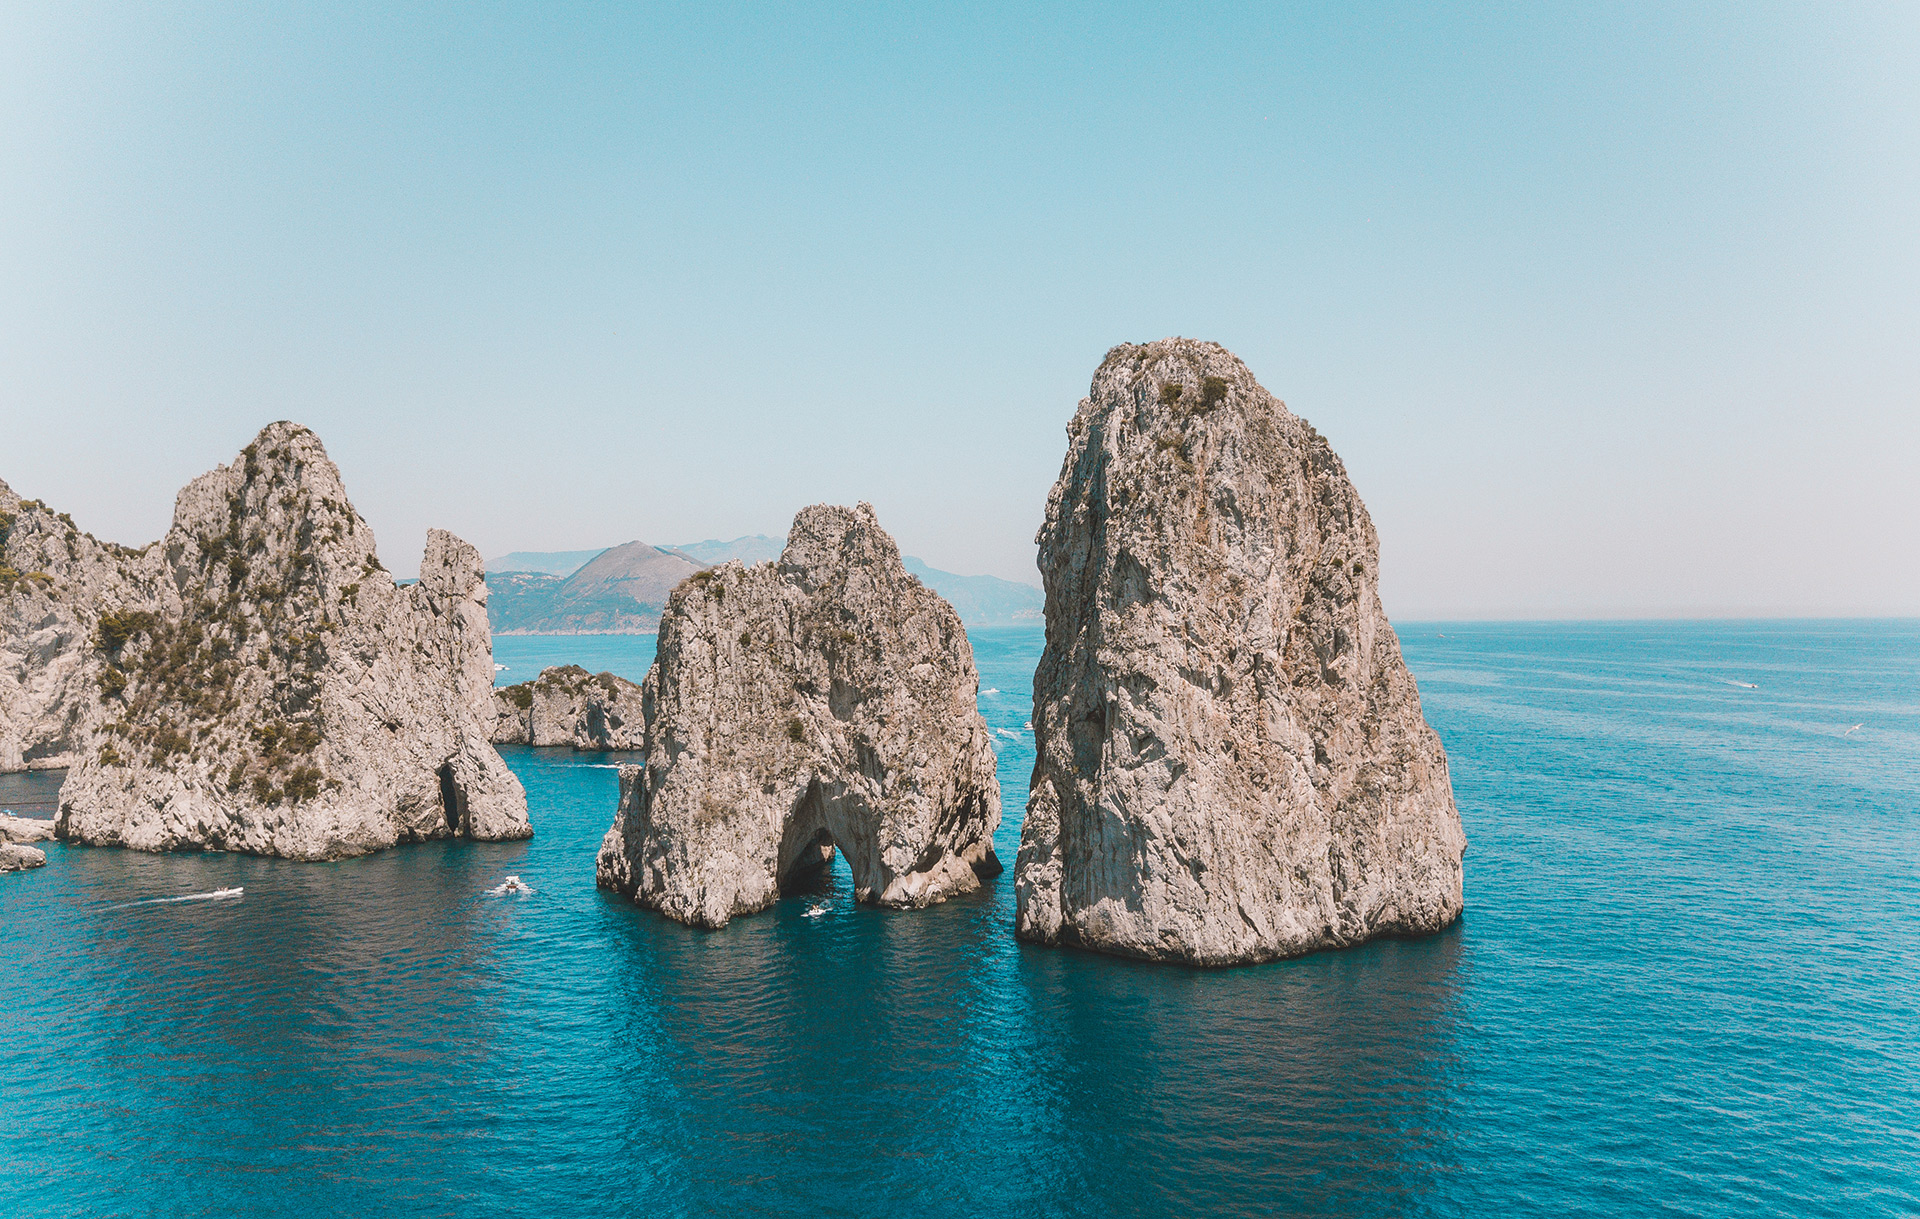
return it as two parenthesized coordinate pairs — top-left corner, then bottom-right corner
(595, 503), (1002, 928)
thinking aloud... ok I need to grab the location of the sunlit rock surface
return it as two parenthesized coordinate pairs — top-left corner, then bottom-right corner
(596, 503), (1001, 928)
(2, 423), (529, 858)
(492, 665), (646, 750)
(1015, 339), (1465, 965)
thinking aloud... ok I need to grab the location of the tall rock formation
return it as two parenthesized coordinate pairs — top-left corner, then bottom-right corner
(492, 665), (646, 750)
(1015, 339), (1465, 965)
(3, 422), (529, 857)
(596, 503), (1001, 928)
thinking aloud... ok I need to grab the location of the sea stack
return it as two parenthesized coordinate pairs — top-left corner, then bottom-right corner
(596, 503), (1001, 928)
(492, 665), (646, 750)
(8, 422), (529, 858)
(1014, 339), (1465, 965)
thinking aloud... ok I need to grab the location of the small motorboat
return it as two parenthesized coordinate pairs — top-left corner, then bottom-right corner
(488, 875), (535, 896)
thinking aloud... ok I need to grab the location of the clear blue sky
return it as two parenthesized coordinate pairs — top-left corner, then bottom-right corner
(4, 2), (1915, 617)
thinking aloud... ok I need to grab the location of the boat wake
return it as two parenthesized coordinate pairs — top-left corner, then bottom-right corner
(106, 887), (245, 911)
(803, 903), (828, 918)
(1719, 679), (1759, 689)
(486, 875), (535, 896)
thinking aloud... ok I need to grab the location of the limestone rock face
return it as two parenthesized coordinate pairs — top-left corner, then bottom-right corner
(1015, 339), (1465, 965)
(492, 665), (646, 750)
(6, 422), (529, 858)
(0, 814), (55, 844)
(0, 842), (47, 872)
(0, 481), (157, 771)
(596, 503), (1001, 928)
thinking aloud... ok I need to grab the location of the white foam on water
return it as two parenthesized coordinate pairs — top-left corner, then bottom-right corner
(106, 887), (245, 911)
(486, 876), (535, 896)
(1719, 679), (1759, 689)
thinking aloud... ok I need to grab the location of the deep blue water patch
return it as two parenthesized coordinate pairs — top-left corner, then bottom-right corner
(2, 621), (1916, 1215)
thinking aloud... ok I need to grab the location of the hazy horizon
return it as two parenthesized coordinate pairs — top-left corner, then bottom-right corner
(5, 3), (1917, 620)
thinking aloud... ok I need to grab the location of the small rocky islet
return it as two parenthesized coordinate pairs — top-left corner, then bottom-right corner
(594, 502), (1003, 927)
(0, 340), (1464, 968)
(492, 665), (646, 750)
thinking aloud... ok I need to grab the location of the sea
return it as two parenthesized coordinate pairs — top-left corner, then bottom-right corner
(2, 621), (1916, 1217)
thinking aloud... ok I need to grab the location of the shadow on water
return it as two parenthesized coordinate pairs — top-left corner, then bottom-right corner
(0, 766), (64, 818)
(584, 840), (1467, 1218)
(21, 834), (542, 1214)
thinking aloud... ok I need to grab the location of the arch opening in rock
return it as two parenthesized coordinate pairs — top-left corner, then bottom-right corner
(437, 762), (464, 836)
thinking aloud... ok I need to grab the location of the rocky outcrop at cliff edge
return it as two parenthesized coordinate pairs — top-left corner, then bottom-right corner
(0, 481), (157, 771)
(1014, 339), (1465, 966)
(1, 842), (46, 872)
(493, 666), (645, 750)
(596, 503), (1002, 928)
(0, 814), (55, 844)
(16, 422), (530, 858)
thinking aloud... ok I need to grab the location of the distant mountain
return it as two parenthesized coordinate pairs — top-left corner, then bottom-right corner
(662, 535), (785, 566)
(486, 541), (705, 634)
(485, 548), (607, 577)
(901, 557), (1043, 627)
(483, 538), (1042, 631)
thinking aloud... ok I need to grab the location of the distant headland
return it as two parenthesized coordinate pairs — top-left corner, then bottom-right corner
(484, 540), (1041, 633)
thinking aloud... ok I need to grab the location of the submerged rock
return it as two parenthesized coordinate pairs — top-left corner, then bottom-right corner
(3, 422), (529, 858)
(0, 842), (46, 872)
(596, 503), (1001, 928)
(492, 665), (645, 750)
(1015, 339), (1465, 965)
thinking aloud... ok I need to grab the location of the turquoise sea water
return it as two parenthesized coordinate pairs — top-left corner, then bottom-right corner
(3, 621), (1918, 1216)
(490, 633), (656, 686)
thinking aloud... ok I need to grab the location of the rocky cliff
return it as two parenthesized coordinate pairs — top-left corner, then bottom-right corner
(2, 422), (530, 858)
(0, 481), (157, 771)
(596, 503), (1002, 928)
(1014, 339), (1465, 965)
(492, 665), (645, 750)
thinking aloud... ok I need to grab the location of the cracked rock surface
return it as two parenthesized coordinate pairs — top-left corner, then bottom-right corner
(492, 666), (646, 750)
(4, 422), (528, 858)
(0, 814), (55, 844)
(0, 481), (153, 772)
(0, 842), (46, 872)
(596, 503), (1001, 928)
(1014, 339), (1465, 965)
